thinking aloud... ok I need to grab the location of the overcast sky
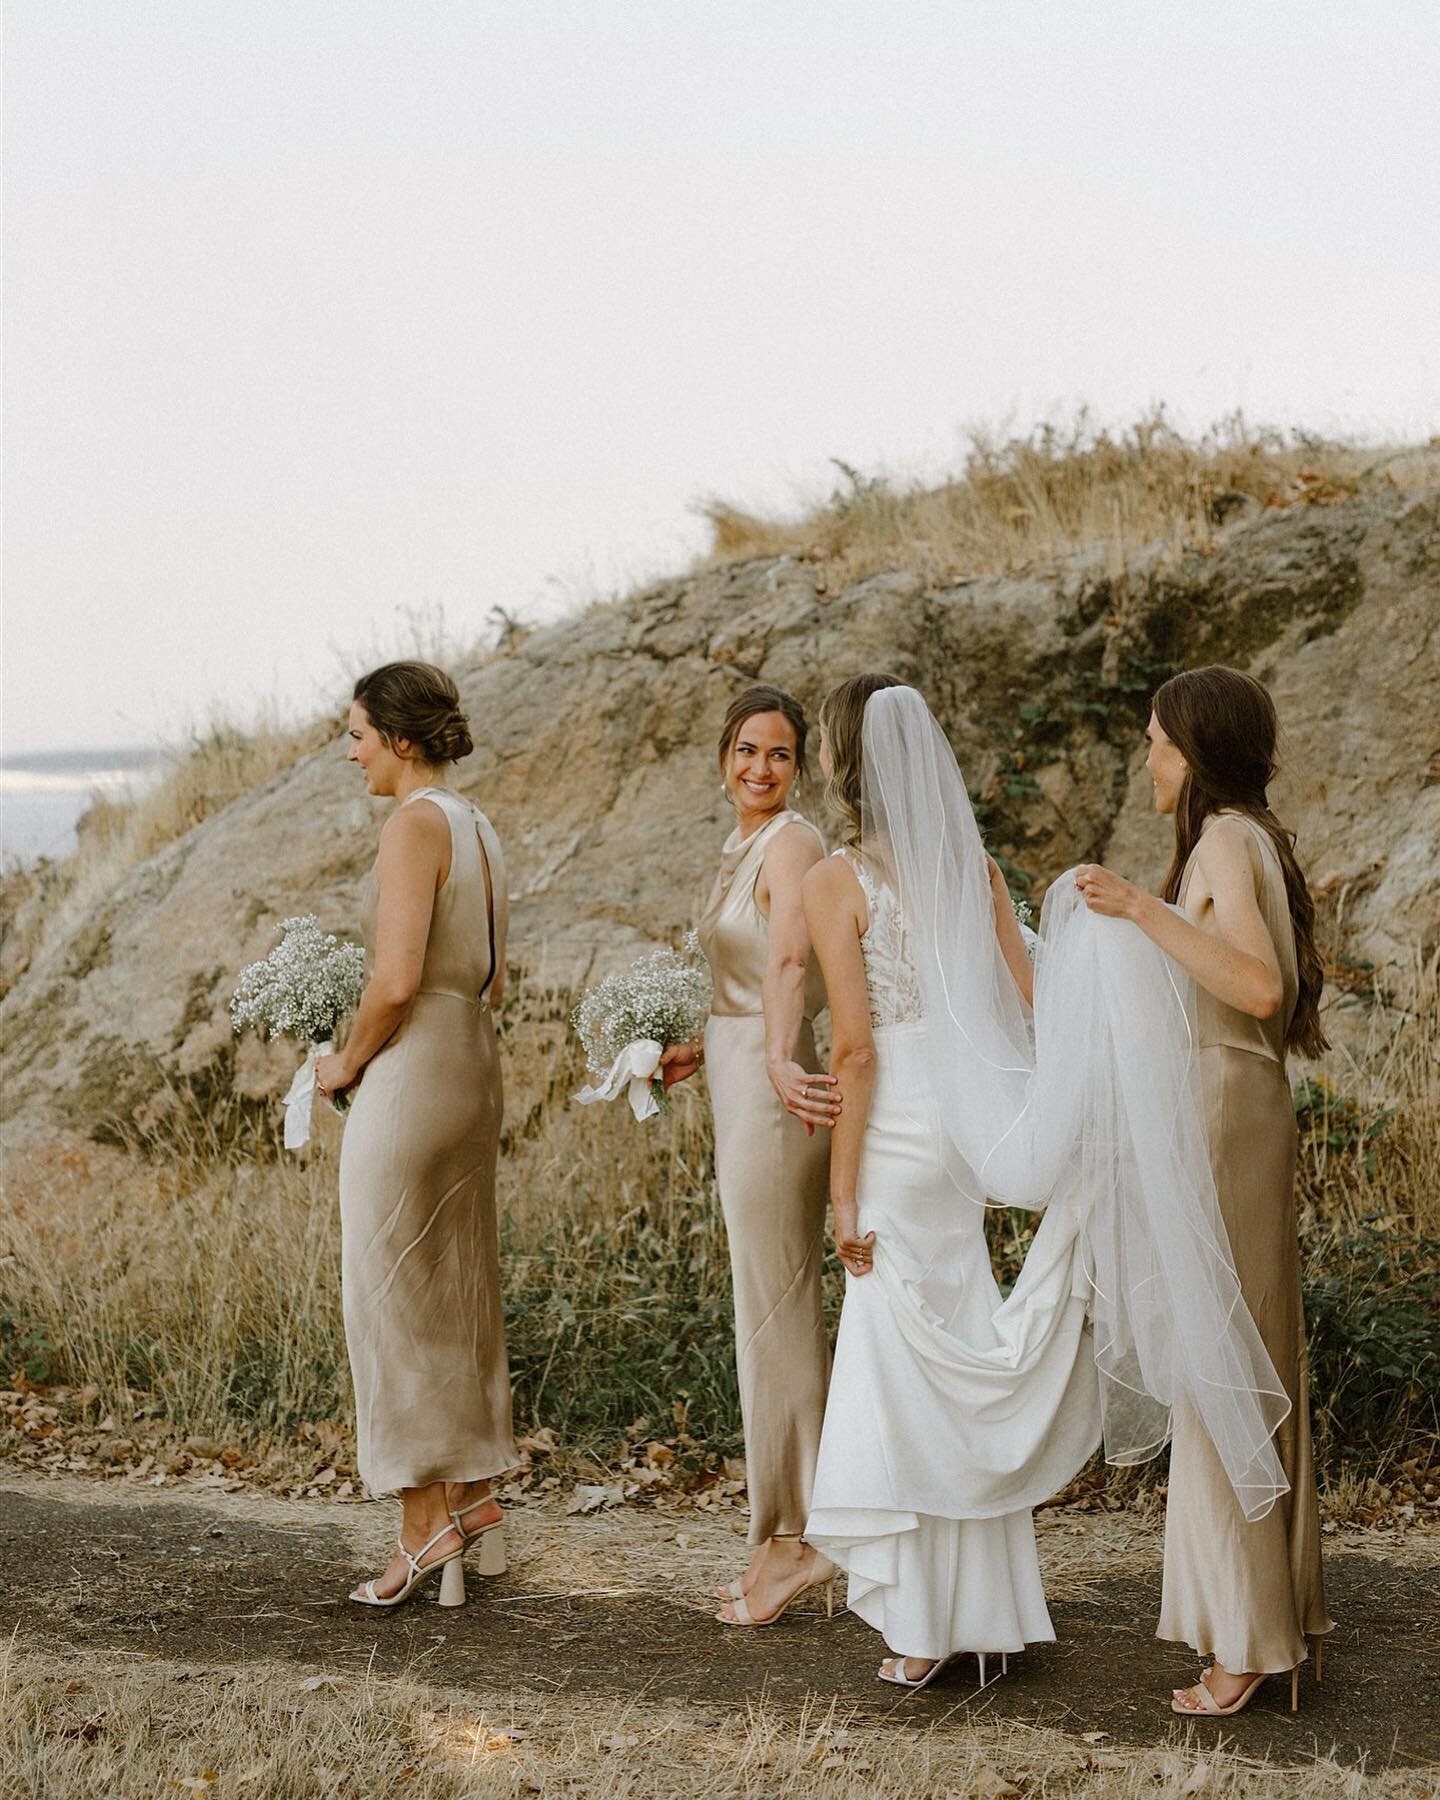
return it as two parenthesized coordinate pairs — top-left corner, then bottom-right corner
(5, 0), (1438, 755)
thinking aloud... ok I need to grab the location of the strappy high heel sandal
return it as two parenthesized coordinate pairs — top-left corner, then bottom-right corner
(716, 1552), (837, 1627)
(349, 1522), (464, 1608)
(440, 1494), (507, 1608)
(1173, 1637), (1324, 1719)
(879, 1651), (1008, 1692)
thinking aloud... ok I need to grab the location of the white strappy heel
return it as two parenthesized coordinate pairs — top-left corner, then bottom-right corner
(878, 1650), (1009, 1691)
(349, 1522), (464, 1608)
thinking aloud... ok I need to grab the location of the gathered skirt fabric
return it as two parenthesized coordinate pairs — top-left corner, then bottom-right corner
(1159, 1046), (1332, 1673)
(807, 1024), (1101, 1658)
(706, 1012), (831, 1544)
(339, 992), (517, 1496)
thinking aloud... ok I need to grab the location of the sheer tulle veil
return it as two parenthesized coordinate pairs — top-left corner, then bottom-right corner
(860, 685), (1290, 1520)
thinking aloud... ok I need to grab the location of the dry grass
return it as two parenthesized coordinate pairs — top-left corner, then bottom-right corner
(1303, 951), (1440, 1239)
(698, 413), (1440, 591)
(3, 1639), (1432, 1799)
(2, 957), (1436, 1507)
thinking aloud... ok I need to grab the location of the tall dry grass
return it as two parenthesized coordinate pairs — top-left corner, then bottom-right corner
(699, 412), (1439, 590)
(2, 955), (1435, 1490)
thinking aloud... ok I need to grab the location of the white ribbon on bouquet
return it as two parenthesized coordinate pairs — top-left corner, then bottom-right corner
(283, 1038), (336, 1151)
(574, 1038), (665, 1122)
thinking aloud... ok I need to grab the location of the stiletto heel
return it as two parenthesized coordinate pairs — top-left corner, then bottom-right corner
(1290, 1665), (1299, 1712)
(438, 1557), (467, 1607)
(1311, 1634), (1324, 1685)
(716, 1550), (837, 1627)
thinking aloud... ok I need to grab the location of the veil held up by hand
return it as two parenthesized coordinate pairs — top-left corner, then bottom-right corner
(859, 685), (1290, 1520)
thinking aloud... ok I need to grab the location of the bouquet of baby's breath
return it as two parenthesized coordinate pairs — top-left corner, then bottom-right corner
(232, 915), (366, 1043)
(571, 934), (711, 1121)
(231, 915), (367, 1147)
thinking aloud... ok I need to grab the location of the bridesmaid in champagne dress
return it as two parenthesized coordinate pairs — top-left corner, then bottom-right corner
(661, 684), (839, 1626)
(314, 661), (517, 1609)
(1076, 665), (1332, 1716)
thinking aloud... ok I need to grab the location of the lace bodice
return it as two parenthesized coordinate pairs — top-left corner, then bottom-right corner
(838, 849), (924, 1029)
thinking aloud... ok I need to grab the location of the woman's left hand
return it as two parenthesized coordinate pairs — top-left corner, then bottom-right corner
(313, 1051), (357, 1102)
(1073, 864), (1143, 920)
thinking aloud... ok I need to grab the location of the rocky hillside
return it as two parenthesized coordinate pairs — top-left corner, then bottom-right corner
(2, 485), (1435, 1144)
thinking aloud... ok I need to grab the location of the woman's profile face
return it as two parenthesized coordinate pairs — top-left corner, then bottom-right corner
(817, 722), (833, 781)
(726, 711), (799, 814)
(347, 701), (407, 796)
(1144, 710), (1188, 815)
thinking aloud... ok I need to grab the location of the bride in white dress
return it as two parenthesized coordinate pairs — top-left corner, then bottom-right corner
(801, 676), (1291, 1690)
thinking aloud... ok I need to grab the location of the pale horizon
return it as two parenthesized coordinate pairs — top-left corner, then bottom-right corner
(5, 0), (1438, 757)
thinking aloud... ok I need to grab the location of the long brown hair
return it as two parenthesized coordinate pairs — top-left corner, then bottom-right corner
(716, 684), (809, 779)
(818, 672), (905, 847)
(1154, 666), (1328, 1057)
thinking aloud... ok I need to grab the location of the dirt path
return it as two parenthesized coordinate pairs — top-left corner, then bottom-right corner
(2, 1475), (1436, 1777)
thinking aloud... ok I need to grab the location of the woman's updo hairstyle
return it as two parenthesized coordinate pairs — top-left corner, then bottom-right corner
(352, 661), (474, 764)
(717, 684), (809, 778)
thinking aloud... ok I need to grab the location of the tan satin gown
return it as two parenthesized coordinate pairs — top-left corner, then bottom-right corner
(339, 785), (518, 1497)
(1159, 811), (1332, 1674)
(699, 809), (831, 1544)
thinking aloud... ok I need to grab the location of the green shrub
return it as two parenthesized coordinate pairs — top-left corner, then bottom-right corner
(1302, 1222), (1440, 1469)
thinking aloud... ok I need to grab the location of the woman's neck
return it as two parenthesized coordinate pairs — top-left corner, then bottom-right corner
(735, 801), (789, 840)
(393, 762), (447, 804)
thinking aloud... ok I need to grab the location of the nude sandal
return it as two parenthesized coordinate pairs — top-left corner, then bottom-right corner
(879, 1651), (1008, 1691)
(442, 1494), (507, 1607)
(349, 1522), (464, 1608)
(715, 1553), (837, 1626)
(1172, 1635), (1325, 1718)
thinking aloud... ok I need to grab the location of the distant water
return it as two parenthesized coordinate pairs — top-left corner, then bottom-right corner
(0, 747), (165, 870)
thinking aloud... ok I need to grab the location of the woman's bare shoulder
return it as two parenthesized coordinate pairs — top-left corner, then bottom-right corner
(764, 816), (826, 875)
(378, 797), (450, 852)
(803, 850), (862, 905)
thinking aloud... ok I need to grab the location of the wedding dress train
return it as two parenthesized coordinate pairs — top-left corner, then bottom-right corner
(805, 855), (1100, 1658)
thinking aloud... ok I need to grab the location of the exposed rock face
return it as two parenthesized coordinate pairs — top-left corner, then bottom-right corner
(3, 488), (1435, 1142)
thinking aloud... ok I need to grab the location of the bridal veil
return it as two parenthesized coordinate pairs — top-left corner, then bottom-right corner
(859, 686), (1290, 1520)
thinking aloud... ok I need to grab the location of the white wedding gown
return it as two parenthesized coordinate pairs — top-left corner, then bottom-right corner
(805, 852), (1102, 1660)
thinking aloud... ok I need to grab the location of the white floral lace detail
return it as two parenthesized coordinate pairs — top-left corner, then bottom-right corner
(837, 849), (924, 1028)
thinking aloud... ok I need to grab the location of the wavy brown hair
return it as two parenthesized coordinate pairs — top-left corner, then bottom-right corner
(352, 661), (474, 764)
(817, 672), (905, 848)
(716, 684), (809, 780)
(1155, 666), (1328, 1057)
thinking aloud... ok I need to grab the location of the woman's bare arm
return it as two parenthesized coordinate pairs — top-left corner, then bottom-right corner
(314, 802), (449, 1095)
(760, 823), (841, 1129)
(802, 856), (877, 1274)
(1077, 822), (1283, 1018)
(987, 855), (1035, 1006)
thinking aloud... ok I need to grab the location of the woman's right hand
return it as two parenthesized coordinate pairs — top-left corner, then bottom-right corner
(659, 1041), (702, 1090)
(769, 1060), (842, 1133)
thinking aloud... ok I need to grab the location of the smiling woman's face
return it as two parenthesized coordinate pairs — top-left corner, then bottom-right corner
(724, 710), (799, 818)
(1144, 709), (1189, 814)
